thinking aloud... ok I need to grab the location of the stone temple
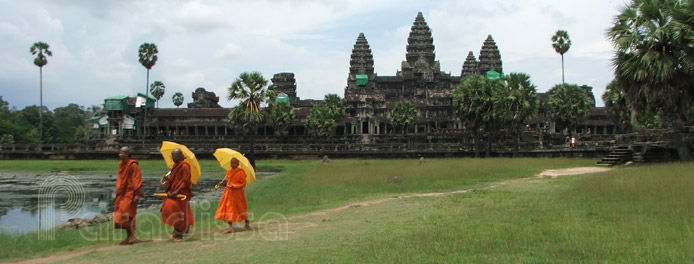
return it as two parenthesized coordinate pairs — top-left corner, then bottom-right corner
(91, 12), (613, 150)
(341, 12), (504, 143)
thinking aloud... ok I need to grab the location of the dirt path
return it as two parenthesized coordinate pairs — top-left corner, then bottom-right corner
(537, 167), (612, 178)
(6, 166), (610, 264)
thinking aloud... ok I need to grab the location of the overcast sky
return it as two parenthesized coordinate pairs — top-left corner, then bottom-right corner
(0, 0), (627, 110)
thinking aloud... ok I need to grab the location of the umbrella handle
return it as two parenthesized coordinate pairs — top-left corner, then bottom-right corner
(153, 193), (186, 200)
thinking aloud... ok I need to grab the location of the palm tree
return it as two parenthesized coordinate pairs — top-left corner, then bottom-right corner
(454, 75), (495, 157)
(551, 30), (571, 85)
(172, 92), (184, 108)
(138, 43), (157, 146)
(502, 73), (539, 156)
(607, 0), (693, 161)
(150, 81), (165, 108)
(30, 41), (52, 144)
(228, 72), (272, 169)
(138, 43), (158, 98)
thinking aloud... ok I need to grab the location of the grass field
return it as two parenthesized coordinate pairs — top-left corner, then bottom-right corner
(2, 158), (693, 263)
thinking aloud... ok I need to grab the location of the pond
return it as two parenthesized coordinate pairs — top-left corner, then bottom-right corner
(0, 171), (276, 235)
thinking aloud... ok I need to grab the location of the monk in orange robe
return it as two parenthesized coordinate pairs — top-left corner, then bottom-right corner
(114, 146), (142, 245)
(160, 148), (195, 242)
(215, 157), (251, 233)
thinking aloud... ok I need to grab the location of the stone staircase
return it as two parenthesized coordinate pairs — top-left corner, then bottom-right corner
(597, 145), (633, 166)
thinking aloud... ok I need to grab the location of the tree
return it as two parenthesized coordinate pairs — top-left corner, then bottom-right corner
(138, 42), (158, 146)
(390, 101), (418, 134)
(228, 72), (272, 169)
(172, 92), (184, 108)
(454, 75), (497, 157)
(607, 0), (693, 161)
(150, 81), (165, 108)
(306, 103), (336, 138)
(323, 94), (345, 121)
(53, 103), (88, 143)
(306, 94), (345, 139)
(30, 41), (52, 144)
(604, 80), (663, 132)
(0, 96), (8, 112)
(501, 73), (539, 156)
(138, 43), (158, 99)
(551, 30), (571, 85)
(268, 101), (295, 136)
(603, 80), (633, 133)
(545, 84), (591, 139)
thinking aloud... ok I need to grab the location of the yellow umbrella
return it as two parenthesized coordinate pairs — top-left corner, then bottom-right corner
(159, 141), (202, 184)
(213, 148), (256, 185)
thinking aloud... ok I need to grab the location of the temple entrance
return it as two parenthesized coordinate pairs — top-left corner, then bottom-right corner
(362, 121), (369, 134)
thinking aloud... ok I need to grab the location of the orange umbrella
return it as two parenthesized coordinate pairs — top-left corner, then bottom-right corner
(159, 141), (201, 184)
(213, 148), (256, 185)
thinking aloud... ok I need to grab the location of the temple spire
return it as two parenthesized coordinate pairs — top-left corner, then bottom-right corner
(349, 32), (374, 76)
(405, 12), (436, 67)
(478, 34), (503, 75)
(461, 51), (480, 77)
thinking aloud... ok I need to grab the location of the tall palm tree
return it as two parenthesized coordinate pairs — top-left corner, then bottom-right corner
(172, 92), (184, 108)
(454, 75), (495, 158)
(228, 72), (272, 169)
(551, 30), (571, 85)
(138, 43), (158, 98)
(150, 81), (165, 108)
(503, 73), (539, 156)
(607, 0), (693, 161)
(30, 41), (52, 144)
(138, 43), (157, 147)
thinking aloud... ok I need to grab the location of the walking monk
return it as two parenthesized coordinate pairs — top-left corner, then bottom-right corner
(114, 146), (142, 245)
(215, 157), (251, 233)
(160, 148), (195, 242)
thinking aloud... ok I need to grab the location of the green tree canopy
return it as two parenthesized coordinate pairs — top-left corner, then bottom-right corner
(454, 75), (503, 157)
(150, 81), (165, 108)
(607, 0), (693, 161)
(227, 71), (272, 169)
(172, 92), (184, 108)
(390, 101), (418, 134)
(30, 42), (52, 68)
(545, 84), (591, 136)
(268, 101), (295, 136)
(306, 94), (345, 138)
(306, 103), (336, 138)
(498, 73), (539, 156)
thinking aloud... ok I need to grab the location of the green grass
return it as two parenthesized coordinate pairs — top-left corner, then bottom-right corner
(49, 161), (694, 263)
(0, 157), (616, 262)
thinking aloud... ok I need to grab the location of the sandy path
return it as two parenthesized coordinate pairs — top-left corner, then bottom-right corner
(5, 166), (610, 264)
(537, 167), (612, 178)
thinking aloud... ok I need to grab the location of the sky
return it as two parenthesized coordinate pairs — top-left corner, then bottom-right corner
(0, 0), (628, 110)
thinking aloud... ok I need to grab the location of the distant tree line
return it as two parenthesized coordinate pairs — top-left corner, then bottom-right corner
(0, 96), (99, 144)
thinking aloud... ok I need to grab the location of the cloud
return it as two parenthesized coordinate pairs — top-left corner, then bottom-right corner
(0, 0), (625, 110)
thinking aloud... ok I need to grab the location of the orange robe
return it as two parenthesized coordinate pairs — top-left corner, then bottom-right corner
(161, 161), (195, 232)
(114, 158), (142, 230)
(215, 168), (248, 222)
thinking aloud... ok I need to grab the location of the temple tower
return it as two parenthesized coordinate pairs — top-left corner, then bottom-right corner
(478, 34), (503, 75)
(402, 12), (441, 76)
(461, 51), (480, 78)
(271, 73), (299, 104)
(349, 33), (375, 77)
